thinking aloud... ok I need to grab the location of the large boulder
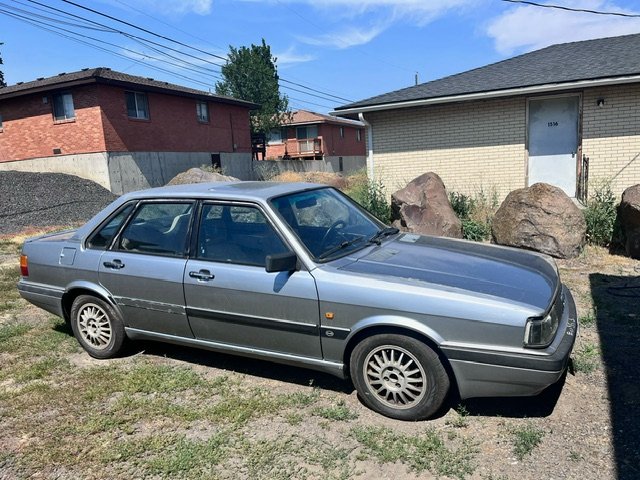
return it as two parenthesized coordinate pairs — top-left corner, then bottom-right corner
(391, 172), (462, 238)
(167, 167), (238, 185)
(619, 184), (640, 259)
(492, 183), (586, 258)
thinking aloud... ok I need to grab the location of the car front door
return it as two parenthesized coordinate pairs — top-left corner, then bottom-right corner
(184, 202), (322, 358)
(99, 200), (195, 338)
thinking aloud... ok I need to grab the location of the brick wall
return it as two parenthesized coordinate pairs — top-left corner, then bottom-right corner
(367, 97), (526, 199)
(0, 84), (106, 161)
(0, 83), (252, 163)
(582, 84), (640, 197)
(98, 85), (252, 153)
(265, 122), (365, 159)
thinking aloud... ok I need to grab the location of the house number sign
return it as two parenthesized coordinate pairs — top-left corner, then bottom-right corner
(547, 121), (559, 127)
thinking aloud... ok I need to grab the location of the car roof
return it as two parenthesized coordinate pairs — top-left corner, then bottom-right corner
(121, 181), (328, 202)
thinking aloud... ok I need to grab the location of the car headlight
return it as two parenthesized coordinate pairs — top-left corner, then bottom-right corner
(524, 294), (562, 348)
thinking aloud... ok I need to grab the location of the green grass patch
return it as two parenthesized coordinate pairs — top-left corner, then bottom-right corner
(573, 343), (600, 374)
(0, 266), (22, 313)
(313, 399), (358, 421)
(352, 426), (476, 479)
(579, 310), (597, 328)
(0, 322), (32, 344)
(510, 422), (545, 460)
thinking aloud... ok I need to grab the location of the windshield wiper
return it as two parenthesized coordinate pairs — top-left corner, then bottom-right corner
(318, 237), (365, 260)
(368, 227), (400, 245)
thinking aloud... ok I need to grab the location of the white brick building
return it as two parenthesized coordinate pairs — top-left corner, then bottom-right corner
(334, 34), (640, 201)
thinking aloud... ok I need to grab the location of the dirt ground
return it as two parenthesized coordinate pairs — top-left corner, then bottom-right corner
(1, 240), (639, 480)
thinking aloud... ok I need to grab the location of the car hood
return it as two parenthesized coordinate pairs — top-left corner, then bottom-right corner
(340, 233), (558, 312)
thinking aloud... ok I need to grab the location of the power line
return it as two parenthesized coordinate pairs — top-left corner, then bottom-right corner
(3, 0), (348, 109)
(58, 0), (353, 102)
(500, 0), (640, 18)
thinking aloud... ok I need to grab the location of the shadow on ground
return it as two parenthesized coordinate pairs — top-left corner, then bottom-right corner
(590, 273), (640, 479)
(457, 372), (567, 419)
(133, 340), (353, 395)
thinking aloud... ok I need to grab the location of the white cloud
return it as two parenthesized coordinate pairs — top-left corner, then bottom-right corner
(487, 0), (640, 55)
(116, 0), (213, 16)
(298, 24), (388, 49)
(274, 46), (315, 65)
(254, 0), (477, 48)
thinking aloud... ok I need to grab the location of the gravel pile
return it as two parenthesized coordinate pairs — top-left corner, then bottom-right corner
(0, 171), (118, 235)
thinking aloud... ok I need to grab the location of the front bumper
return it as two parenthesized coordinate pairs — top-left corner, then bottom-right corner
(444, 284), (578, 399)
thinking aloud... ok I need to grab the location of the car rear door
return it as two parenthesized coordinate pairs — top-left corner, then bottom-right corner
(183, 202), (322, 358)
(99, 200), (195, 338)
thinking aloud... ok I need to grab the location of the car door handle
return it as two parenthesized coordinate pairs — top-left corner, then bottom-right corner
(103, 260), (125, 270)
(189, 270), (215, 281)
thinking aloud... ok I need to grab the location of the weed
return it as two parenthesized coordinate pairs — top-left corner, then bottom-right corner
(579, 309), (597, 328)
(584, 181), (618, 247)
(352, 426), (476, 479)
(449, 188), (498, 242)
(313, 399), (358, 421)
(446, 404), (469, 428)
(569, 450), (582, 461)
(572, 343), (600, 373)
(510, 422), (544, 460)
(345, 171), (391, 223)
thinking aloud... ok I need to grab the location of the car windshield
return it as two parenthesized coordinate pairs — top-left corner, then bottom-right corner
(270, 187), (385, 261)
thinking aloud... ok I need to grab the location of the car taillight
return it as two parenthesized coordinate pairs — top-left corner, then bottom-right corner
(20, 255), (29, 277)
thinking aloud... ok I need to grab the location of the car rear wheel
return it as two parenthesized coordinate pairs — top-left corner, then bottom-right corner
(350, 334), (450, 420)
(70, 295), (126, 359)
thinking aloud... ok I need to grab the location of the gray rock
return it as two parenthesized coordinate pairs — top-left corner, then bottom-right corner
(492, 183), (586, 259)
(391, 172), (462, 238)
(167, 168), (238, 185)
(619, 184), (640, 259)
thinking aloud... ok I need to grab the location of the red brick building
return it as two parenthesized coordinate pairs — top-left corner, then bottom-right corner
(266, 110), (365, 161)
(0, 68), (256, 193)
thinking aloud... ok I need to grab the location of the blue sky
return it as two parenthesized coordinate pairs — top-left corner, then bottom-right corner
(2, 0), (640, 113)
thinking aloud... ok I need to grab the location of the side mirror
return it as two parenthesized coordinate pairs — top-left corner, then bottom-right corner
(265, 251), (298, 273)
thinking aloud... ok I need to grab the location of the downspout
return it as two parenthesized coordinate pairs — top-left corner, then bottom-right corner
(358, 112), (374, 179)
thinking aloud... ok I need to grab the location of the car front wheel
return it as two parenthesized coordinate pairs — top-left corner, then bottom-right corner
(350, 334), (450, 420)
(70, 295), (126, 359)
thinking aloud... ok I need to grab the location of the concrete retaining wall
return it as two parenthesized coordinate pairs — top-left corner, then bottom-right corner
(255, 155), (365, 179)
(0, 151), (254, 194)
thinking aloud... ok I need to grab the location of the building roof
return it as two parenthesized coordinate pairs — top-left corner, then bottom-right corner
(284, 110), (364, 127)
(335, 33), (640, 113)
(0, 67), (258, 108)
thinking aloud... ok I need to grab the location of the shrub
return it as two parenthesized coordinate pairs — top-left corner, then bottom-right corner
(344, 171), (391, 223)
(449, 189), (498, 242)
(584, 182), (618, 247)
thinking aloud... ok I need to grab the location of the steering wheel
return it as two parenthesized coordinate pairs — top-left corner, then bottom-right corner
(320, 220), (347, 249)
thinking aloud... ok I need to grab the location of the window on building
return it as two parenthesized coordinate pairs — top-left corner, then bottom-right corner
(296, 125), (318, 140)
(0, 113), (3, 131)
(52, 93), (75, 121)
(125, 91), (150, 120)
(267, 127), (286, 144)
(357, 129), (362, 142)
(339, 126), (344, 138)
(196, 101), (209, 122)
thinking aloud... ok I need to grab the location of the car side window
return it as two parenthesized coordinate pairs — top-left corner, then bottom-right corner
(86, 203), (135, 250)
(118, 202), (194, 256)
(197, 204), (289, 267)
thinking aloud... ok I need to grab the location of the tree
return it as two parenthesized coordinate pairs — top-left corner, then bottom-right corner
(216, 39), (290, 135)
(0, 42), (6, 88)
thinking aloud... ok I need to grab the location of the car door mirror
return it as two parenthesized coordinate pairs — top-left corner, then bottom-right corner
(265, 251), (298, 273)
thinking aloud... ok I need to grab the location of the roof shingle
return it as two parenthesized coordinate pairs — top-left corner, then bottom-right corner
(336, 33), (640, 111)
(0, 67), (257, 108)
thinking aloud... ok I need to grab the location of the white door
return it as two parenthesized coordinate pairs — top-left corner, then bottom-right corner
(528, 96), (579, 196)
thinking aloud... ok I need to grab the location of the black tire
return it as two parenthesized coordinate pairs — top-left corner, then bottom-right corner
(70, 294), (126, 359)
(350, 334), (450, 421)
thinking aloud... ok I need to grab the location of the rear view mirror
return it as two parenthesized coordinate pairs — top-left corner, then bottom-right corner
(265, 251), (298, 273)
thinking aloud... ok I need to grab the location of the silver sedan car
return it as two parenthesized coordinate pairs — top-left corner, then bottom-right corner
(18, 181), (577, 420)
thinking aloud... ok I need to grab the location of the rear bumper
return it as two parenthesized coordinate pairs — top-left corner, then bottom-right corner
(444, 284), (578, 399)
(17, 280), (65, 318)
